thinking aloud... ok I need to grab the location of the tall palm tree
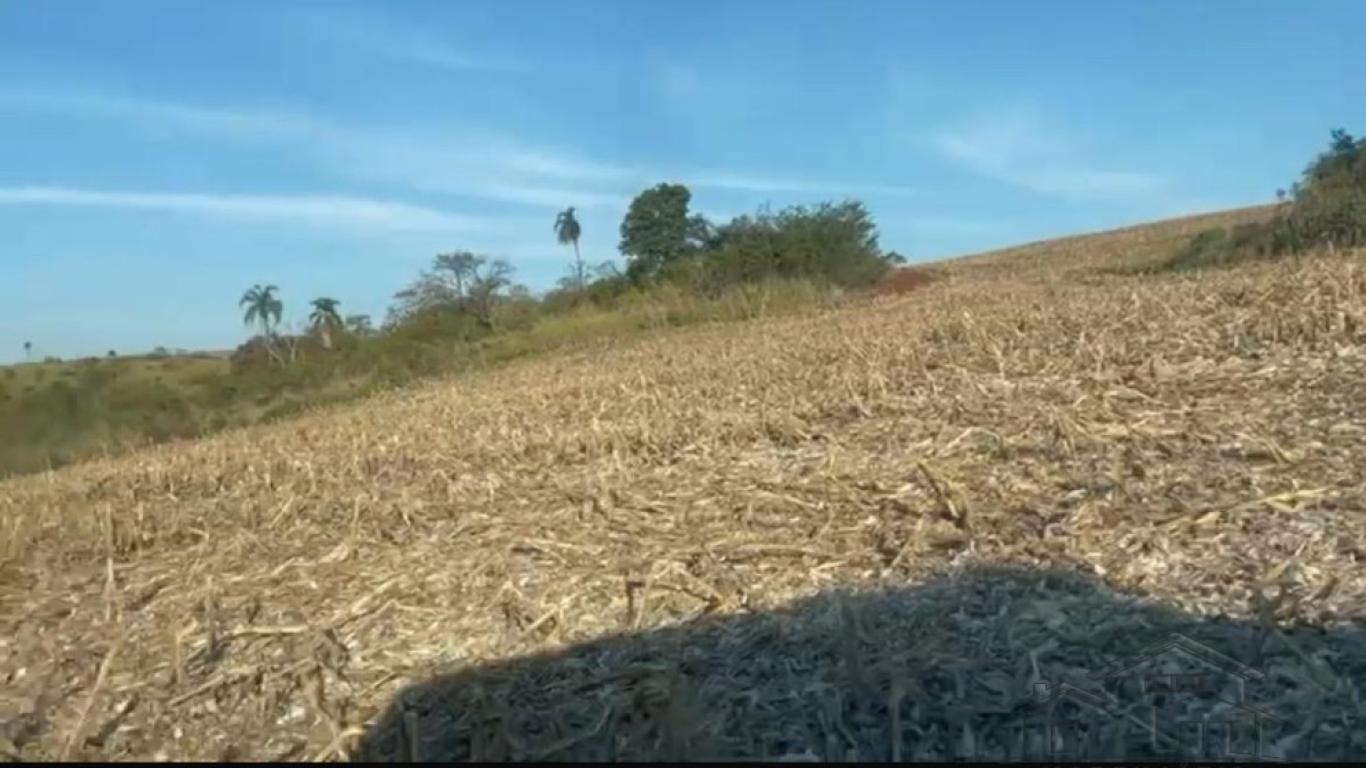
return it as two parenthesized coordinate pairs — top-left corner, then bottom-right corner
(308, 297), (343, 350)
(240, 284), (283, 343)
(22, 341), (31, 361)
(554, 206), (584, 291)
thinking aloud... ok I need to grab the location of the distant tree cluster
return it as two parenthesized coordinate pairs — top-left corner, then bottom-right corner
(0, 177), (903, 478)
(610, 183), (896, 295)
(1172, 129), (1366, 270)
(224, 181), (903, 376)
(617, 183), (712, 283)
(1276, 128), (1366, 250)
(386, 252), (520, 334)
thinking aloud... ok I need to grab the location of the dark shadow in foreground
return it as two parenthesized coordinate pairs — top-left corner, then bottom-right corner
(355, 565), (1366, 762)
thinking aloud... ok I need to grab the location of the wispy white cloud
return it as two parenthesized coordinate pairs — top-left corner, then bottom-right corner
(477, 142), (636, 184)
(304, 7), (531, 74)
(393, 42), (530, 75)
(681, 170), (916, 198)
(4, 87), (916, 213)
(932, 107), (1163, 198)
(905, 214), (1009, 234)
(0, 88), (627, 210)
(0, 186), (489, 232)
(319, 128), (910, 205)
(0, 88), (312, 141)
(304, 129), (635, 211)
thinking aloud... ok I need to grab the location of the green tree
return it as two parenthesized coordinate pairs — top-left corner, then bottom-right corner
(433, 252), (482, 299)
(308, 297), (343, 350)
(703, 201), (890, 290)
(240, 284), (283, 338)
(619, 183), (695, 283)
(386, 252), (517, 335)
(1284, 128), (1366, 249)
(240, 284), (283, 364)
(1299, 129), (1365, 196)
(1331, 128), (1356, 154)
(554, 206), (585, 291)
(468, 258), (515, 329)
(22, 341), (31, 361)
(1166, 128), (1366, 270)
(344, 314), (374, 337)
(389, 251), (484, 325)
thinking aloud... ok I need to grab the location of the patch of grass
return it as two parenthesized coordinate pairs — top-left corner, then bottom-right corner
(0, 278), (848, 479)
(1139, 130), (1366, 275)
(1156, 227), (1241, 272)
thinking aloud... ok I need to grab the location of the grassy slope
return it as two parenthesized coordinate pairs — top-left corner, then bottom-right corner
(0, 205), (1276, 481)
(943, 204), (1279, 277)
(0, 204), (1278, 481)
(0, 355), (225, 471)
(3, 204), (1364, 760)
(1, 352), (233, 388)
(0, 279), (837, 479)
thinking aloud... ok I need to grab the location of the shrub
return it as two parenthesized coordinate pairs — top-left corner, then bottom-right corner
(1163, 228), (1234, 271)
(698, 201), (893, 293)
(491, 291), (540, 333)
(1155, 129), (1366, 272)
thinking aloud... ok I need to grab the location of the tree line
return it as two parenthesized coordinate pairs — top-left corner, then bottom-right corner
(230, 182), (903, 370)
(1164, 128), (1366, 270)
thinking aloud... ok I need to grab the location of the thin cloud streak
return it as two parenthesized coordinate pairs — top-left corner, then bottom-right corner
(905, 214), (1009, 234)
(932, 107), (1163, 198)
(0, 186), (489, 232)
(679, 170), (916, 197)
(0, 88), (312, 140)
(4, 87), (918, 211)
(304, 7), (532, 74)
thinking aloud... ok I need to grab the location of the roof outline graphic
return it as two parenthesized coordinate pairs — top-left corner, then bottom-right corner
(1034, 680), (1283, 722)
(1031, 678), (1288, 761)
(1032, 680), (1124, 717)
(1025, 633), (1296, 761)
(1090, 632), (1265, 683)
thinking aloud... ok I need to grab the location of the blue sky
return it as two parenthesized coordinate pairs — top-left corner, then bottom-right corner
(2, 0), (1362, 362)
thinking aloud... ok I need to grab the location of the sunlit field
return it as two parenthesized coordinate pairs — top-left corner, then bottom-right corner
(3, 207), (1365, 761)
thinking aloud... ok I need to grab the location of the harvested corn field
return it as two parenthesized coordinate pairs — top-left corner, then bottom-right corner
(3, 210), (1366, 761)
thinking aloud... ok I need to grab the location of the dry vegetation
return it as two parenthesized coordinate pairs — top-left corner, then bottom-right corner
(3, 206), (1365, 761)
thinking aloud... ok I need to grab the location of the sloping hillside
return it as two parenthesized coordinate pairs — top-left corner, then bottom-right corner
(2, 208), (1363, 761)
(943, 204), (1279, 278)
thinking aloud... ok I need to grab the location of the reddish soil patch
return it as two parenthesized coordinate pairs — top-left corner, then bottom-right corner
(878, 267), (939, 296)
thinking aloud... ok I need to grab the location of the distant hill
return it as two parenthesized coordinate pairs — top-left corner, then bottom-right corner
(937, 203), (1280, 276)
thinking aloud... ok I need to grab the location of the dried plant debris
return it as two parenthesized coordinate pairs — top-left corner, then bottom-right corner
(1, 218), (1364, 761)
(359, 566), (1366, 762)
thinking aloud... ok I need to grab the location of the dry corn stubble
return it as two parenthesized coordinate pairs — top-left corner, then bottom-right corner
(2, 207), (1365, 761)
